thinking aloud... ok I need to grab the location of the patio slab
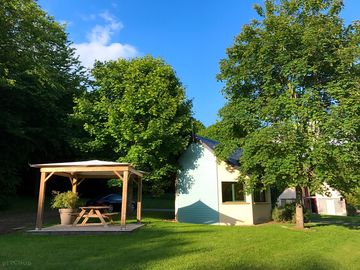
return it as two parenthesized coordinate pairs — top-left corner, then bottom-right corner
(27, 223), (144, 235)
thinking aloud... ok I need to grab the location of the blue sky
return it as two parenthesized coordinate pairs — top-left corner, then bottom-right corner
(38, 0), (359, 127)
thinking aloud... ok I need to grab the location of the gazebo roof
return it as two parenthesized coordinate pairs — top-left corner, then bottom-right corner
(31, 159), (131, 168)
(30, 160), (143, 179)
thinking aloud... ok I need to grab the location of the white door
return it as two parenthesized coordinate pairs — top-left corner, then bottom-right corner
(326, 200), (336, 215)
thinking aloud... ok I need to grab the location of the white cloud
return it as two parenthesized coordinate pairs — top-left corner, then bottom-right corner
(72, 12), (138, 69)
(73, 42), (137, 68)
(99, 11), (122, 30)
(59, 20), (72, 27)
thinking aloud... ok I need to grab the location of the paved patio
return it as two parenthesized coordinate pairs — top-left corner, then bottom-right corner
(27, 223), (144, 235)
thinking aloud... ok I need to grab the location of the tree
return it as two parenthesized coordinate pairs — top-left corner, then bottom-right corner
(216, 0), (360, 228)
(73, 56), (192, 194)
(0, 0), (86, 206)
(191, 118), (206, 135)
(197, 121), (223, 141)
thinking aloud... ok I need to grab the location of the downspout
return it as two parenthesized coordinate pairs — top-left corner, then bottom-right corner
(215, 157), (220, 224)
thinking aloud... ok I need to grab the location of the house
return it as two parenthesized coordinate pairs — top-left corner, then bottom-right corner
(175, 135), (272, 225)
(278, 183), (347, 216)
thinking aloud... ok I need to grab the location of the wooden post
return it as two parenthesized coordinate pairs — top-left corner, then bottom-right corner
(137, 177), (142, 224)
(36, 172), (46, 230)
(121, 170), (129, 228)
(72, 178), (77, 193)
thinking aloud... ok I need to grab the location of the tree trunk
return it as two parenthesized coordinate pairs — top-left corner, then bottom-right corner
(295, 186), (304, 229)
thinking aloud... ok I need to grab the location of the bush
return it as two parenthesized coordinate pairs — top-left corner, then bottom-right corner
(51, 191), (79, 209)
(346, 204), (357, 216)
(345, 189), (360, 216)
(272, 204), (294, 222)
(272, 202), (310, 223)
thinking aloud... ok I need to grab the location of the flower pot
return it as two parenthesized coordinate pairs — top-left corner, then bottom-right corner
(59, 208), (76, 225)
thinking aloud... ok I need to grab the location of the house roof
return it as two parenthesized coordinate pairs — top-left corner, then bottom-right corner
(195, 135), (242, 166)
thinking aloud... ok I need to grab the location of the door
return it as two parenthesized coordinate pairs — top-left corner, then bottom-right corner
(326, 200), (336, 215)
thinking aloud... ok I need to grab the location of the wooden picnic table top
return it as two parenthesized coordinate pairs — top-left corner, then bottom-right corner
(80, 206), (110, 210)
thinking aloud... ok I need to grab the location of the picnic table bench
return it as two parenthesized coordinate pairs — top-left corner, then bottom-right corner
(72, 206), (119, 227)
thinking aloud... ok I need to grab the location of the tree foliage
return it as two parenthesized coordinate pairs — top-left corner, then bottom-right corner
(197, 121), (224, 141)
(216, 0), (360, 225)
(0, 0), (86, 206)
(191, 118), (206, 135)
(73, 56), (192, 194)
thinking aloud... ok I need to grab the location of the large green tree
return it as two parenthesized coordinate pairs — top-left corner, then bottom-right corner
(0, 0), (86, 206)
(216, 0), (360, 228)
(197, 121), (223, 141)
(73, 56), (192, 193)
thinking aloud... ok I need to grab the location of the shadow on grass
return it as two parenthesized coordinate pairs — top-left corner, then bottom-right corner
(306, 214), (360, 230)
(4, 227), (344, 270)
(1, 209), (355, 269)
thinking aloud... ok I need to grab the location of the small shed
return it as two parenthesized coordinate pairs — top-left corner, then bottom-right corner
(31, 160), (143, 230)
(278, 184), (347, 216)
(175, 136), (272, 225)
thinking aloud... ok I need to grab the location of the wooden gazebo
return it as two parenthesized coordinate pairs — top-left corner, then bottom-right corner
(31, 160), (143, 230)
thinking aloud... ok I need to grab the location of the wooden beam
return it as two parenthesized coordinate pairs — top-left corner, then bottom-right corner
(54, 172), (72, 178)
(68, 176), (73, 185)
(130, 168), (143, 177)
(77, 178), (85, 186)
(137, 176), (142, 224)
(35, 172), (46, 230)
(132, 177), (138, 185)
(44, 172), (54, 183)
(72, 175), (116, 179)
(113, 171), (123, 181)
(120, 170), (129, 228)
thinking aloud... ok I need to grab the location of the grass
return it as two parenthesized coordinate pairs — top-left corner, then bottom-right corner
(142, 193), (174, 209)
(309, 213), (360, 225)
(1, 197), (359, 269)
(0, 213), (359, 270)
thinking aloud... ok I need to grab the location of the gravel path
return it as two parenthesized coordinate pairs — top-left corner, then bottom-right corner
(0, 210), (58, 234)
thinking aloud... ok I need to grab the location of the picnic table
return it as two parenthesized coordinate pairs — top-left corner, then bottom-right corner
(72, 206), (118, 227)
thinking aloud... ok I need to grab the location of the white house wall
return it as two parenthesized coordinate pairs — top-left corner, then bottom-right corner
(217, 161), (258, 225)
(315, 183), (347, 216)
(317, 198), (347, 216)
(175, 143), (220, 224)
(252, 188), (272, 224)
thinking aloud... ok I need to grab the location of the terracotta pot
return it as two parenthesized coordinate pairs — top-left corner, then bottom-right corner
(59, 208), (76, 225)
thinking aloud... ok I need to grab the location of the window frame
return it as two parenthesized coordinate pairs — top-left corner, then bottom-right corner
(253, 187), (268, 203)
(221, 181), (246, 203)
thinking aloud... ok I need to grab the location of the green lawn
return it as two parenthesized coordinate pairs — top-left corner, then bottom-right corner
(0, 213), (359, 270)
(142, 193), (174, 209)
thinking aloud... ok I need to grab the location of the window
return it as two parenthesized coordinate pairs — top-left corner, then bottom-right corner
(254, 188), (267, 202)
(222, 182), (245, 202)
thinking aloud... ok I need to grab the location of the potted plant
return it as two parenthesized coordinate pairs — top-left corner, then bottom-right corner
(51, 191), (79, 225)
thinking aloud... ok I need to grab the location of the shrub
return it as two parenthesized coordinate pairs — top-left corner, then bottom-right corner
(272, 206), (291, 222)
(346, 204), (357, 216)
(345, 189), (360, 216)
(272, 202), (310, 223)
(51, 191), (79, 209)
